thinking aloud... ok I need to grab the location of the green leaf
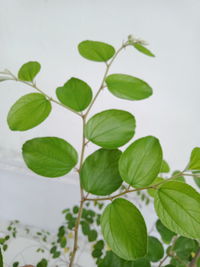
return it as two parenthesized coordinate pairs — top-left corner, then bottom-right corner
(172, 171), (185, 183)
(101, 198), (147, 261)
(78, 40), (115, 62)
(160, 160), (170, 173)
(13, 262), (19, 267)
(119, 136), (163, 188)
(18, 61), (41, 81)
(105, 74), (153, 101)
(189, 147), (200, 170)
(173, 236), (199, 261)
(0, 248), (3, 267)
(81, 221), (90, 235)
(147, 177), (164, 198)
(80, 149), (123, 196)
(59, 236), (67, 248)
(194, 176), (200, 188)
(154, 181), (200, 239)
(7, 93), (51, 131)
(156, 219), (175, 244)
(36, 258), (48, 267)
(133, 43), (155, 57)
(88, 229), (97, 242)
(98, 251), (150, 267)
(85, 109), (136, 149)
(22, 137), (78, 177)
(147, 236), (164, 262)
(56, 77), (92, 111)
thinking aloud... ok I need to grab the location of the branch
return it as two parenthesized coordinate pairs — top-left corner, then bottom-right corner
(3, 70), (82, 117)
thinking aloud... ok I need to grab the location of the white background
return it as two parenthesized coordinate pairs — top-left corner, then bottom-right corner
(0, 0), (200, 265)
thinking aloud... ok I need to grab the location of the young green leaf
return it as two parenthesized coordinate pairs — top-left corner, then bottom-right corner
(36, 258), (48, 267)
(56, 77), (92, 111)
(133, 43), (155, 57)
(172, 170), (185, 182)
(173, 236), (199, 261)
(78, 40), (115, 62)
(7, 93), (51, 131)
(98, 251), (150, 267)
(147, 236), (164, 262)
(85, 109), (136, 149)
(188, 147), (200, 170)
(160, 160), (170, 173)
(119, 136), (163, 188)
(22, 137), (78, 177)
(80, 149), (123, 195)
(154, 181), (200, 239)
(156, 219), (176, 244)
(18, 61), (41, 81)
(101, 198), (147, 261)
(105, 74), (153, 101)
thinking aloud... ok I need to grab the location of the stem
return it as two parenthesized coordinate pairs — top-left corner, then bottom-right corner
(158, 254), (168, 267)
(84, 43), (126, 118)
(85, 171), (184, 202)
(4, 70), (82, 117)
(183, 172), (200, 178)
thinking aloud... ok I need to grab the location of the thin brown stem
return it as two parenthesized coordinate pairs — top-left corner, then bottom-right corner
(4, 70), (82, 117)
(183, 172), (200, 178)
(158, 254), (169, 267)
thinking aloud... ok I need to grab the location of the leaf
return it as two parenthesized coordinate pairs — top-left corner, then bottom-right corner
(18, 61), (41, 81)
(101, 198), (147, 261)
(36, 258), (48, 267)
(98, 251), (150, 267)
(147, 177), (164, 197)
(133, 43), (155, 57)
(88, 229), (97, 242)
(105, 74), (153, 101)
(147, 236), (164, 262)
(189, 147), (200, 170)
(154, 181), (200, 239)
(119, 136), (163, 188)
(156, 219), (175, 244)
(80, 149), (123, 196)
(22, 137), (78, 177)
(194, 176), (200, 188)
(7, 93), (51, 131)
(13, 262), (19, 267)
(0, 248), (3, 267)
(78, 40), (115, 62)
(56, 77), (92, 111)
(173, 236), (199, 261)
(160, 160), (170, 173)
(85, 109), (136, 149)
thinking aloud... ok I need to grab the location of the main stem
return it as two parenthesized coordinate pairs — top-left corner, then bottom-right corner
(68, 43), (127, 266)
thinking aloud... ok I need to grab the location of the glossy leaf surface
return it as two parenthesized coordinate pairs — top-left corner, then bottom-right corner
(80, 149), (123, 196)
(119, 136), (163, 188)
(105, 74), (152, 101)
(85, 109), (136, 149)
(22, 137), (78, 177)
(101, 198), (147, 261)
(18, 61), (41, 81)
(7, 93), (51, 131)
(56, 77), (92, 111)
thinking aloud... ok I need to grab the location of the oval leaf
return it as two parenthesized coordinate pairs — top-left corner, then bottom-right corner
(156, 219), (176, 244)
(7, 93), (51, 131)
(154, 181), (200, 239)
(105, 74), (153, 101)
(80, 149), (123, 196)
(78, 40), (115, 62)
(189, 147), (200, 170)
(119, 136), (163, 188)
(56, 77), (92, 111)
(160, 160), (170, 173)
(147, 236), (164, 262)
(99, 251), (150, 267)
(133, 43), (155, 57)
(101, 198), (147, 261)
(18, 61), (41, 81)
(22, 137), (78, 177)
(85, 109), (136, 149)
